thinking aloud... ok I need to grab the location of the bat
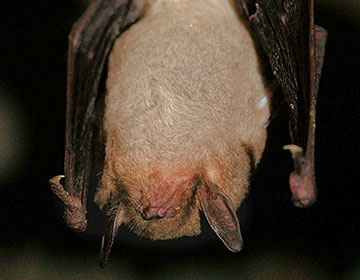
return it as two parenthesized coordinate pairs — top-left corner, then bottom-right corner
(49, 0), (327, 267)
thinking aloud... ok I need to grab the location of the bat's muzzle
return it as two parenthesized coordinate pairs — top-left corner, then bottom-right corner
(141, 206), (167, 220)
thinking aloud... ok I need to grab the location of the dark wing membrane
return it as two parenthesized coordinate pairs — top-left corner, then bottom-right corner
(237, 0), (311, 147)
(237, 0), (327, 207)
(64, 0), (140, 225)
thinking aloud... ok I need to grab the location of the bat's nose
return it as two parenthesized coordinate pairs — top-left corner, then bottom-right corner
(141, 206), (167, 220)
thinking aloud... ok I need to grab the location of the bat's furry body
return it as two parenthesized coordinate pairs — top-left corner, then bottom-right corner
(94, 0), (270, 240)
(49, 0), (326, 267)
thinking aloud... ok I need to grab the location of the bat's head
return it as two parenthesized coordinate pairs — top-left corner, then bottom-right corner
(132, 172), (197, 221)
(111, 166), (203, 240)
(96, 150), (251, 266)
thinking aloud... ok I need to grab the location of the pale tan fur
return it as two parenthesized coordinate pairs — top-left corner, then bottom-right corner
(94, 0), (270, 240)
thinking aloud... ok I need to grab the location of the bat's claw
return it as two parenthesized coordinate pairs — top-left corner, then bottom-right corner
(49, 175), (66, 195)
(49, 175), (88, 232)
(283, 145), (303, 157)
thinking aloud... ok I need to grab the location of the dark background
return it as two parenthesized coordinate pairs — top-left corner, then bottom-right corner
(0, 1), (359, 279)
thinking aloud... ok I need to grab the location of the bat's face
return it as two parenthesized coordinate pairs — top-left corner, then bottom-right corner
(104, 165), (203, 240)
(132, 173), (197, 221)
(96, 144), (254, 244)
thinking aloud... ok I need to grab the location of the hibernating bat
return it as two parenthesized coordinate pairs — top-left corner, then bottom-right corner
(49, 0), (327, 267)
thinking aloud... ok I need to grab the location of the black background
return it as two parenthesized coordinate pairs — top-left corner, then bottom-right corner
(0, 1), (359, 279)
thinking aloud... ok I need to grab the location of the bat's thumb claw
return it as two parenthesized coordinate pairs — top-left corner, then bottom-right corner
(49, 175), (65, 184)
(49, 174), (88, 232)
(283, 145), (303, 160)
(49, 175), (66, 195)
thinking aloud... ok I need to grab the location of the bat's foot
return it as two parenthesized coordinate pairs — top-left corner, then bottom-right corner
(283, 145), (317, 208)
(49, 175), (88, 232)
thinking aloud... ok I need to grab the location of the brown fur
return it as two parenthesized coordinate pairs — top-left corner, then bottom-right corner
(94, 0), (270, 240)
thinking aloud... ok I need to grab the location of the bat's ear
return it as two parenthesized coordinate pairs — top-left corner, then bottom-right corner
(98, 208), (123, 268)
(198, 183), (243, 252)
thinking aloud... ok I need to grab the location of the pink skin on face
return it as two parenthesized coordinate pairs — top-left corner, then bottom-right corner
(139, 172), (196, 220)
